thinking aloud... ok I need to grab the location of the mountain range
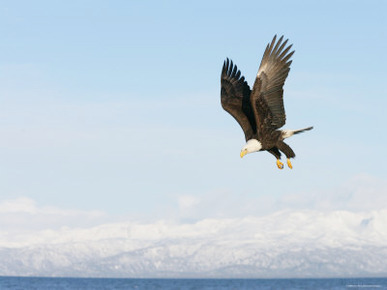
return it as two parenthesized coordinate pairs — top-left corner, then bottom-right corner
(1, 209), (387, 278)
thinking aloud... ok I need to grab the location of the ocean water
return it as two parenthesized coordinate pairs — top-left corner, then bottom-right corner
(0, 277), (387, 289)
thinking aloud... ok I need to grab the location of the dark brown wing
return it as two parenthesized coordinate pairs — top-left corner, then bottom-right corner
(221, 58), (256, 141)
(250, 35), (294, 134)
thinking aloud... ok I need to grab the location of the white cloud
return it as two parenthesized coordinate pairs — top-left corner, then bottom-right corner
(0, 197), (38, 213)
(168, 173), (387, 222)
(178, 195), (200, 210)
(276, 173), (387, 212)
(0, 197), (106, 232)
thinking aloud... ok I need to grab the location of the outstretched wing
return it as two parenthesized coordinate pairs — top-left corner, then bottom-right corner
(250, 35), (294, 134)
(221, 58), (256, 141)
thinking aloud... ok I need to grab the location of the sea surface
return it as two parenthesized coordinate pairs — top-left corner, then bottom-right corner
(0, 277), (387, 289)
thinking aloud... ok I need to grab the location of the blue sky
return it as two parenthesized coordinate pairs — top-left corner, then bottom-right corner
(1, 0), (386, 219)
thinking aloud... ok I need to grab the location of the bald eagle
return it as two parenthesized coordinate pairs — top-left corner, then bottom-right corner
(220, 35), (313, 169)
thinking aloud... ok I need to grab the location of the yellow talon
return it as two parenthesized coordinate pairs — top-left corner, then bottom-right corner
(287, 158), (293, 169)
(276, 159), (284, 169)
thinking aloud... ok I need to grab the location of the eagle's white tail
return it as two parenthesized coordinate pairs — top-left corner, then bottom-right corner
(281, 126), (313, 139)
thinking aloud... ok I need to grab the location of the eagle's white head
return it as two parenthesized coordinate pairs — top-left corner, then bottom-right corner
(240, 139), (262, 158)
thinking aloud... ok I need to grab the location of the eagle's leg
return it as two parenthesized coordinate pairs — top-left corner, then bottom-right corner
(276, 159), (284, 169)
(268, 148), (283, 170)
(277, 141), (295, 169)
(287, 159), (293, 169)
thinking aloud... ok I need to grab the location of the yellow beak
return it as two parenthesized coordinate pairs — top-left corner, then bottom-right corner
(240, 150), (247, 158)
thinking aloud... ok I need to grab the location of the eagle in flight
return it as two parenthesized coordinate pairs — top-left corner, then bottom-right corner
(220, 35), (313, 169)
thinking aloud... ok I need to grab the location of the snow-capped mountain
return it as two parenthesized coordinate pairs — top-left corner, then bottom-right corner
(1, 209), (387, 278)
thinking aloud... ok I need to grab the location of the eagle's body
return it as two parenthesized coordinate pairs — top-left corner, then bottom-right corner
(220, 35), (313, 169)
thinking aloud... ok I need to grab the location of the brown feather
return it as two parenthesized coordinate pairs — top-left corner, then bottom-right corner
(220, 58), (256, 140)
(251, 35), (295, 132)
